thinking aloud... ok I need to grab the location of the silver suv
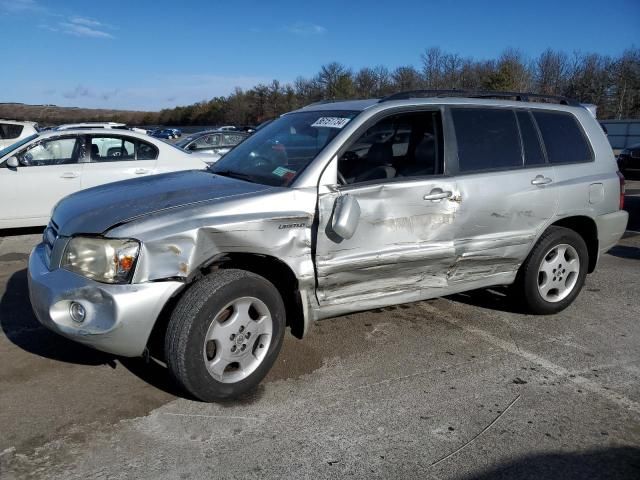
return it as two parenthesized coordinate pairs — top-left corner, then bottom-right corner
(28, 91), (629, 401)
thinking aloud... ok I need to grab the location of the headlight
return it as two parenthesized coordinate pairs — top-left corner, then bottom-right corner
(61, 237), (140, 284)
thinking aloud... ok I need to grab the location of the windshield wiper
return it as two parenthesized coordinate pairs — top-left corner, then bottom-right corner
(210, 169), (256, 183)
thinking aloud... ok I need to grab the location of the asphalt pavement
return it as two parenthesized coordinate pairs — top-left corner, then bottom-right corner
(0, 182), (639, 479)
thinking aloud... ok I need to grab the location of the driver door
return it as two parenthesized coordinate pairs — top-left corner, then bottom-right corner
(314, 110), (459, 308)
(0, 135), (83, 228)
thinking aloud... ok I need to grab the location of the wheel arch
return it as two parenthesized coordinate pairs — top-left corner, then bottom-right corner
(549, 215), (599, 273)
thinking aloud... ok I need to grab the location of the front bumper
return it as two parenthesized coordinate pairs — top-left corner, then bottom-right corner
(28, 244), (183, 357)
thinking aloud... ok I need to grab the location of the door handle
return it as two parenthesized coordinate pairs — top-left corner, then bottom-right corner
(531, 175), (552, 186)
(135, 168), (150, 174)
(60, 172), (78, 179)
(423, 189), (452, 201)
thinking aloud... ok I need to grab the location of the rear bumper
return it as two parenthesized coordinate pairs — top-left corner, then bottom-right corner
(28, 244), (183, 357)
(596, 210), (629, 254)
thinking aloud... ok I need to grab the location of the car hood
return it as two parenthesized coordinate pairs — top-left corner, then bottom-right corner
(52, 170), (272, 236)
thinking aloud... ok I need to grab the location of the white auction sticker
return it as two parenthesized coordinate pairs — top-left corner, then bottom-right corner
(311, 117), (351, 129)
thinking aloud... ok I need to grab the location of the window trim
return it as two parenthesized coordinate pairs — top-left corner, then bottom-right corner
(530, 109), (595, 166)
(334, 106), (448, 190)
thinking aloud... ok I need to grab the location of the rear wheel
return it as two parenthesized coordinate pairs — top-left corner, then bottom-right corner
(165, 269), (285, 401)
(514, 226), (588, 314)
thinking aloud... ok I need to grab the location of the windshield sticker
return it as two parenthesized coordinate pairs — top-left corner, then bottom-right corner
(272, 166), (296, 177)
(311, 117), (351, 129)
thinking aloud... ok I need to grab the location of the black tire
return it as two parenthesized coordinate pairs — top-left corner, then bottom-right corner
(165, 269), (286, 401)
(513, 226), (589, 315)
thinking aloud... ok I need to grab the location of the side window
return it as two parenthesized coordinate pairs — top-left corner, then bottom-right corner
(451, 108), (522, 172)
(338, 111), (443, 184)
(136, 140), (158, 160)
(90, 136), (135, 162)
(0, 123), (24, 140)
(192, 134), (221, 150)
(18, 137), (81, 166)
(516, 111), (546, 166)
(221, 133), (245, 147)
(532, 111), (593, 164)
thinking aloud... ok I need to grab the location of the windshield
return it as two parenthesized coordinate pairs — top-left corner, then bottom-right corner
(0, 134), (39, 159)
(210, 110), (359, 186)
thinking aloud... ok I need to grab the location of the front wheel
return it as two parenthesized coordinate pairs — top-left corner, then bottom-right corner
(514, 226), (588, 315)
(165, 269), (286, 401)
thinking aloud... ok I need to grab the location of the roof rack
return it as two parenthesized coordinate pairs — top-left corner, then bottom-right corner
(379, 90), (581, 107)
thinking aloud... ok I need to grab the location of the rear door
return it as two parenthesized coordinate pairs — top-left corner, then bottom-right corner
(81, 134), (159, 188)
(443, 107), (558, 281)
(0, 135), (83, 227)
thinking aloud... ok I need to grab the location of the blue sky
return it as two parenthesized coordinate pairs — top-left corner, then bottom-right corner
(1, 0), (638, 111)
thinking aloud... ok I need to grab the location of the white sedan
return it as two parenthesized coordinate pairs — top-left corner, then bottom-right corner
(0, 129), (210, 228)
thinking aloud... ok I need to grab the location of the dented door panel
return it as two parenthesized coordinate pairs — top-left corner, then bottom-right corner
(315, 178), (460, 306)
(314, 168), (558, 311)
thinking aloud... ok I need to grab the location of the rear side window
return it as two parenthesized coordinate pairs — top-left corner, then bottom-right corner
(452, 108), (522, 172)
(532, 111), (593, 164)
(516, 111), (545, 166)
(137, 140), (158, 160)
(0, 123), (24, 140)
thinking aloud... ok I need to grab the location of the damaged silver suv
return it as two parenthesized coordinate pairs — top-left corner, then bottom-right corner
(28, 91), (628, 401)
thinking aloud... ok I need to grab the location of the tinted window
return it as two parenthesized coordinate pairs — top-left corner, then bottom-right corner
(452, 108), (522, 172)
(338, 111), (443, 184)
(533, 111), (592, 164)
(516, 111), (545, 165)
(0, 123), (24, 140)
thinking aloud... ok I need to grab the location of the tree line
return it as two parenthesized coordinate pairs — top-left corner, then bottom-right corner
(155, 46), (640, 126)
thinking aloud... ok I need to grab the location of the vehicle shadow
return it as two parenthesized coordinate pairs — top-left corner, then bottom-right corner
(447, 286), (524, 314)
(464, 446), (640, 480)
(0, 268), (184, 397)
(607, 244), (640, 260)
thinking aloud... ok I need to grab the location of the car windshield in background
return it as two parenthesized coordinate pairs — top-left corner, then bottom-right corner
(210, 110), (359, 186)
(0, 134), (39, 158)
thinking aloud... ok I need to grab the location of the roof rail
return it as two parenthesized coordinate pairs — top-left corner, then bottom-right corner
(379, 90), (581, 107)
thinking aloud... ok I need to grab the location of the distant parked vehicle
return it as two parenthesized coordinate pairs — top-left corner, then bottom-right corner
(617, 142), (640, 178)
(55, 122), (128, 131)
(175, 130), (249, 163)
(217, 126), (237, 131)
(0, 128), (209, 228)
(150, 128), (182, 139)
(0, 119), (39, 150)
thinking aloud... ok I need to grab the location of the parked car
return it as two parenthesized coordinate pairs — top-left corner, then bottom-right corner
(55, 122), (128, 131)
(617, 142), (640, 178)
(28, 92), (628, 401)
(0, 129), (209, 228)
(0, 119), (39, 150)
(150, 128), (181, 139)
(175, 130), (249, 163)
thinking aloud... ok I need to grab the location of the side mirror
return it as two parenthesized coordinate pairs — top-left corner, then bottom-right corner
(331, 194), (361, 240)
(6, 156), (19, 169)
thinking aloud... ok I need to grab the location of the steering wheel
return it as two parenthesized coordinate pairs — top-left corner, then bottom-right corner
(337, 170), (347, 185)
(252, 154), (278, 169)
